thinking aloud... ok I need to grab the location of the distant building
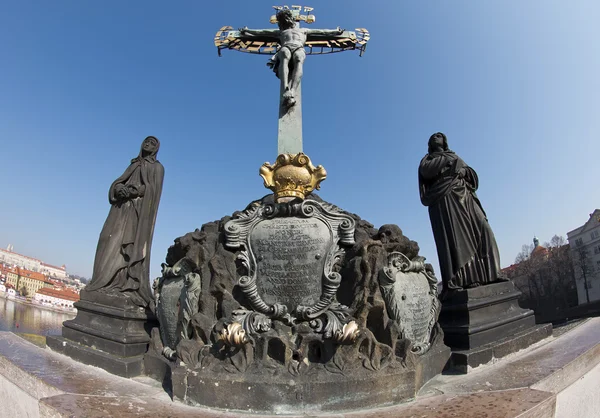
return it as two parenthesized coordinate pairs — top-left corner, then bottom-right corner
(35, 287), (79, 308)
(0, 246), (68, 279)
(4, 267), (19, 289)
(0, 246), (40, 271)
(3, 266), (53, 297)
(567, 209), (600, 304)
(39, 262), (68, 280)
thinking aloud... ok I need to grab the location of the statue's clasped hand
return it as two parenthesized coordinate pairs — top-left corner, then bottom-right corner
(115, 184), (130, 201)
(114, 184), (146, 202)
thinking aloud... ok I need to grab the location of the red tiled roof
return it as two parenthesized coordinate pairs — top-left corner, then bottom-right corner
(1, 266), (19, 275)
(37, 287), (80, 302)
(531, 245), (548, 257)
(501, 264), (518, 273)
(1, 266), (52, 282)
(16, 267), (47, 282)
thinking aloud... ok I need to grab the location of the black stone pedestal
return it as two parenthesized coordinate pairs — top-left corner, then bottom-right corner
(439, 281), (552, 373)
(446, 323), (552, 373)
(47, 289), (156, 378)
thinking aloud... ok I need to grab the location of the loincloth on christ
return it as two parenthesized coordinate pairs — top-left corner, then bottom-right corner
(267, 45), (304, 77)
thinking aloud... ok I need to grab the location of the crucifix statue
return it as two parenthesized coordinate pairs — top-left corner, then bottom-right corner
(241, 9), (344, 108)
(215, 5), (369, 155)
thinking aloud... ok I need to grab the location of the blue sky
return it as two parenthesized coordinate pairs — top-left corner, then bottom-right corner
(0, 1), (598, 280)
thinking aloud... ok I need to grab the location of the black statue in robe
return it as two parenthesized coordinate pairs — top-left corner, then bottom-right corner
(419, 133), (503, 293)
(86, 136), (164, 308)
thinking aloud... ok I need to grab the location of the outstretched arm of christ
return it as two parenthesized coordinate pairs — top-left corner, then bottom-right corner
(306, 27), (345, 40)
(238, 27), (280, 41)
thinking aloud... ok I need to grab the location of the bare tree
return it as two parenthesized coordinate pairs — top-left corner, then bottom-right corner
(573, 245), (594, 304)
(515, 243), (534, 264)
(509, 235), (577, 319)
(510, 244), (540, 307)
(546, 235), (567, 248)
(543, 236), (577, 309)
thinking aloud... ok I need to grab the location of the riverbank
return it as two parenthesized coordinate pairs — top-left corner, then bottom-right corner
(0, 291), (76, 316)
(0, 297), (73, 336)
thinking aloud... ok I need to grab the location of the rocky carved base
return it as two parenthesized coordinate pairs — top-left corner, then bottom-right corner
(174, 365), (416, 414)
(147, 194), (449, 413)
(147, 323), (449, 414)
(151, 324), (448, 414)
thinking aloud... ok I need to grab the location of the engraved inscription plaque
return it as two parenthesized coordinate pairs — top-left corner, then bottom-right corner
(251, 217), (331, 311)
(224, 199), (356, 323)
(390, 271), (431, 345)
(379, 252), (440, 353)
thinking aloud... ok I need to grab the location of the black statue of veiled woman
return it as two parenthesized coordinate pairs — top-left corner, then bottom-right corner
(419, 132), (504, 294)
(86, 136), (164, 308)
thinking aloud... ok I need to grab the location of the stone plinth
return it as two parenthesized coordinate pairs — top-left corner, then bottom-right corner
(439, 281), (552, 372)
(47, 289), (155, 378)
(447, 323), (552, 373)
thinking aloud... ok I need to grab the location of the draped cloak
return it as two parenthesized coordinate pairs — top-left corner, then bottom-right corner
(418, 151), (501, 290)
(86, 142), (164, 308)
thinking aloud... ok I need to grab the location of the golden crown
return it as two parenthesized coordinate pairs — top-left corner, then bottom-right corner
(259, 153), (327, 201)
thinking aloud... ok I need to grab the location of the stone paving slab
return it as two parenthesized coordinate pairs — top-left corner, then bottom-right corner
(0, 332), (163, 399)
(39, 393), (238, 418)
(38, 388), (554, 418)
(421, 317), (600, 396)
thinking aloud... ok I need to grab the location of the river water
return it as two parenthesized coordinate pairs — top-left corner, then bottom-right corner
(0, 296), (74, 336)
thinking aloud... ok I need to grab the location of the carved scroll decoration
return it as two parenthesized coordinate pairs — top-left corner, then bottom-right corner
(224, 199), (355, 331)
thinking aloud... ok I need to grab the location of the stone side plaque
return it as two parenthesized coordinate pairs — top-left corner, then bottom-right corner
(251, 217), (331, 311)
(389, 271), (431, 344)
(379, 252), (441, 354)
(155, 275), (185, 350)
(154, 258), (199, 358)
(224, 200), (355, 322)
